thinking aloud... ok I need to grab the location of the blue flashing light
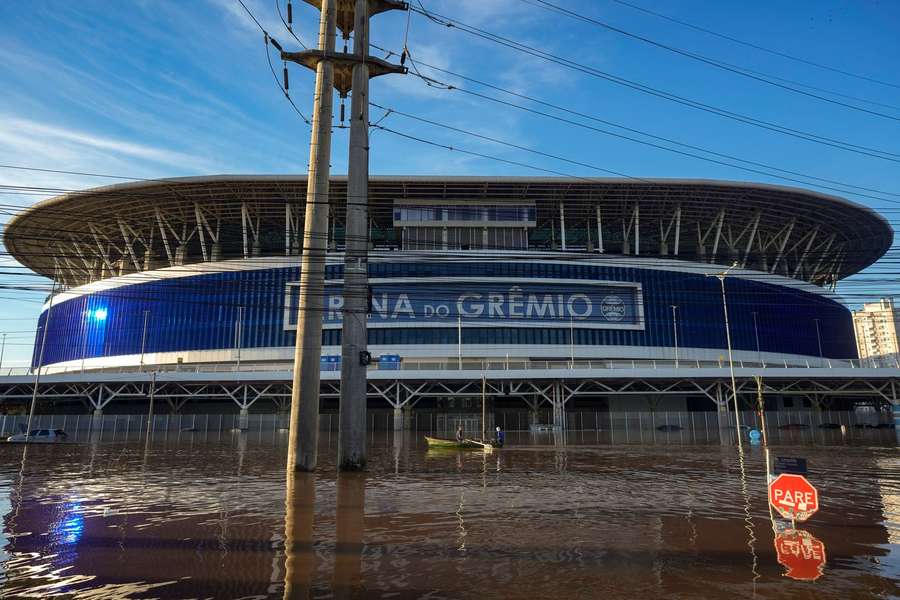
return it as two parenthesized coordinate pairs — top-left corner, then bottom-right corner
(92, 308), (108, 321)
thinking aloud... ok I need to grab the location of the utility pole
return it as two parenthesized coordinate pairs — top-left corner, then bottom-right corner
(286, 0), (337, 472)
(282, 0), (406, 472)
(338, 0), (373, 470)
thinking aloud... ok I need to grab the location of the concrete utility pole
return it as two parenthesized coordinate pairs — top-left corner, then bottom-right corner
(338, 0), (373, 471)
(282, 0), (406, 471)
(286, 0), (337, 472)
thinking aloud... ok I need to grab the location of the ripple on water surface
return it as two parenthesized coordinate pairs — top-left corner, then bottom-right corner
(0, 433), (897, 599)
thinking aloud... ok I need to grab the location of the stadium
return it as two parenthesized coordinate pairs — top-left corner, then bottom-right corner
(1, 175), (898, 434)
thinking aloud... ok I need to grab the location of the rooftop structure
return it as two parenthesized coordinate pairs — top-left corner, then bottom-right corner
(5, 176), (891, 288)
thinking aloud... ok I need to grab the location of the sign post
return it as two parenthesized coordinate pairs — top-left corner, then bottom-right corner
(768, 473), (819, 523)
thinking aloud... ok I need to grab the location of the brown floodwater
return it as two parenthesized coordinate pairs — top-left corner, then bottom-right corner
(0, 432), (897, 599)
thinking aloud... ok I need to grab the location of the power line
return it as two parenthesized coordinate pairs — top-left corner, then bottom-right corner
(520, 0), (900, 121)
(408, 4), (900, 163)
(389, 51), (900, 199)
(608, 0), (900, 91)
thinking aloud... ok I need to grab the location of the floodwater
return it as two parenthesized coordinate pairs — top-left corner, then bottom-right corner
(0, 432), (897, 599)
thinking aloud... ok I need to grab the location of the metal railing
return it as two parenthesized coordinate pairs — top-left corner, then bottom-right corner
(1, 409), (892, 444)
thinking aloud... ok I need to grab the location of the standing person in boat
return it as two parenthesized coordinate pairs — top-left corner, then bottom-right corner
(495, 426), (505, 448)
(455, 425), (464, 442)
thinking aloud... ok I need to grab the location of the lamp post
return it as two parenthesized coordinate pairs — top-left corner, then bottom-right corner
(751, 311), (762, 367)
(0, 332), (6, 374)
(235, 306), (244, 371)
(707, 262), (742, 449)
(670, 305), (679, 367)
(569, 317), (575, 367)
(139, 310), (150, 371)
(813, 318), (823, 360)
(457, 314), (462, 369)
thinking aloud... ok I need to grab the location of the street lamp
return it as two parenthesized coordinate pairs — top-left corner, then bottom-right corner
(751, 311), (763, 367)
(706, 262), (742, 449)
(0, 332), (6, 374)
(813, 318), (823, 361)
(670, 305), (679, 367)
(139, 310), (150, 371)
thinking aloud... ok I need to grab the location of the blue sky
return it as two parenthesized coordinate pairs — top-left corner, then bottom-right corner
(0, 0), (899, 366)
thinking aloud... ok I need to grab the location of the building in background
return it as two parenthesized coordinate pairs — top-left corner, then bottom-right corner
(853, 298), (900, 368)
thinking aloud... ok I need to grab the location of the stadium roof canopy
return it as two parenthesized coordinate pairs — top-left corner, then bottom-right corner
(5, 176), (892, 287)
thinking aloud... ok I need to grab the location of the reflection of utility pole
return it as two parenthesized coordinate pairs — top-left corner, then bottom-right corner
(333, 473), (366, 596)
(283, 472), (316, 600)
(282, 0), (406, 472)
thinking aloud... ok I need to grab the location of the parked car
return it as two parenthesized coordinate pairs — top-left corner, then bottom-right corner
(7, 428), (68, 443)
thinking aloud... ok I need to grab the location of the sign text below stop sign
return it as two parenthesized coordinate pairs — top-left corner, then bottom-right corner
(768, 473), (820, 522)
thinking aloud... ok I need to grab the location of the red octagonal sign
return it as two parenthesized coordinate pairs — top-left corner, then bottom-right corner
(769, 473), (819, 522)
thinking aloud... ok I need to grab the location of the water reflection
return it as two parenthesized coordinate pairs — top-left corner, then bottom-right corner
(333, 473), (366, 599)
(774, 529), (826, 581)
(283, 472), (315, 599)
(0, 434), (895, 598)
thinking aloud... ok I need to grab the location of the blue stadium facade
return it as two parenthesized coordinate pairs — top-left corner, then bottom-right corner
(34, 256), (856, 368)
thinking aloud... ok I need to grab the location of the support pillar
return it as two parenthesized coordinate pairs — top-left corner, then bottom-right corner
(239, 407), (250, 430)
(551, 381), (567, 431)
(892, 380), (900, 441)
(715, 383), (731, 446)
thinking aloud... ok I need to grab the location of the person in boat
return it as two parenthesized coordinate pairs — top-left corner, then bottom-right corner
(455, 425), (464, 442)
(495, 426), (505, 447)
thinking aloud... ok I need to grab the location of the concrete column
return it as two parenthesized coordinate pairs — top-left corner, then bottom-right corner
(239, 407), (250, 430)
(90, 408), (104, 438)
(894, 404), (900, 442)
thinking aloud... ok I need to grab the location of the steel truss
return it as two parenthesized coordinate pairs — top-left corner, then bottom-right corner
(1, 374), (896, 427)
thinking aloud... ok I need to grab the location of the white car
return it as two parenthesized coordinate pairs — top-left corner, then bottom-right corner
(6, 428), (68, 443)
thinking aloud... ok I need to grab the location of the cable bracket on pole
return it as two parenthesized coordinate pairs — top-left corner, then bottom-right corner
(302, 0), (408, 37)
(281, 50), (406, 96)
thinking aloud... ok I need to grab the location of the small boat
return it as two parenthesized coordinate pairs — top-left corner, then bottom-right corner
(7, 428), (68, 443)
(425, 436), (487, 450)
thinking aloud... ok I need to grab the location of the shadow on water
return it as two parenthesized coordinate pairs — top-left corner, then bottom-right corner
(0, 431), (896, 598)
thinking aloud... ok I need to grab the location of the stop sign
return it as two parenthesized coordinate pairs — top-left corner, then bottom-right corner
(774, 529), (827, 581)
(769, 473), (819, 522)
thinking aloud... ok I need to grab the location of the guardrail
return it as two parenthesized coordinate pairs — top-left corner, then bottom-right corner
(2, 356), (897, 378)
